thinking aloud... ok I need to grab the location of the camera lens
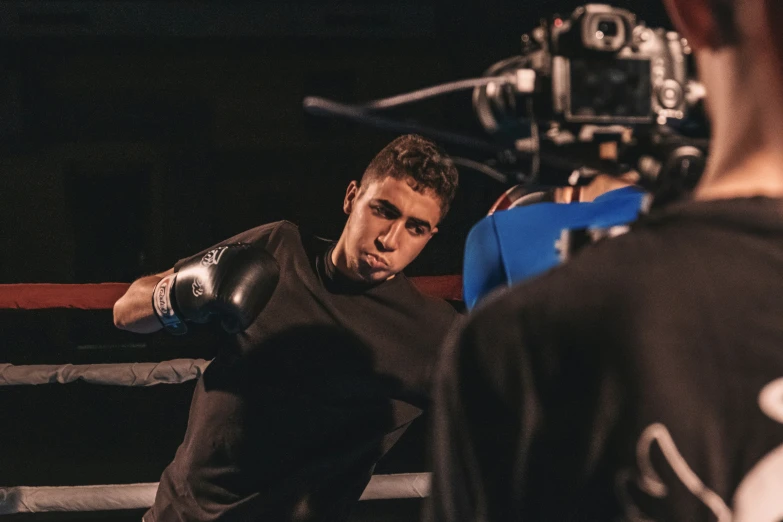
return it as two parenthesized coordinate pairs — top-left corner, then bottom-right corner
(597, 20), (619, 37)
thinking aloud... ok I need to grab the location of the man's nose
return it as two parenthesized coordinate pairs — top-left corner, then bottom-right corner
(376, 221), (404, 252)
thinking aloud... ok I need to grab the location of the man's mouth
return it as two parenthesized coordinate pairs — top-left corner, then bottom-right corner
(364, 253), (389, 270)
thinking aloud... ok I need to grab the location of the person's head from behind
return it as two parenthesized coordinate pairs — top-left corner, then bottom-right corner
(334, 134), (459, 283)
(663, 0), (783, 197)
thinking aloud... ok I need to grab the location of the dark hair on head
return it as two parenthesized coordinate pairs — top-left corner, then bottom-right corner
(360, 134), (459, 219)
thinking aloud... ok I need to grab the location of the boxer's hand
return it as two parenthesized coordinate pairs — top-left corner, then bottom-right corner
(152, 243), (280, 335)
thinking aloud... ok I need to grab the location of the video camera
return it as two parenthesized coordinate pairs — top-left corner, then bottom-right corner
(303, 3), (708, 192)
(478, 5), (693, 128)
(474, 4), (706, 189)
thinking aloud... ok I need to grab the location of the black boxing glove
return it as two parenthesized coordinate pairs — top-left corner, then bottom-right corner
(152, 243), (280, 334)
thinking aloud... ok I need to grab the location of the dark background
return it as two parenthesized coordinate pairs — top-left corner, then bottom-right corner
(0, 1), (672, 520)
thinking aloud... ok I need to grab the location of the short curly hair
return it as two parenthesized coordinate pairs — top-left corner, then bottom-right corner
(360, 134), (459, 219)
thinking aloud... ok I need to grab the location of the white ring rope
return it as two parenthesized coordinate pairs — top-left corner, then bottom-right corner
(359, 472), (431, 500)
(0, 473), (432, 514)
(0, 483), (156, 514)
(0, 359), (211, 386)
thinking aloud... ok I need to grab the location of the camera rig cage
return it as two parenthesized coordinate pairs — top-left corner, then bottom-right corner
(303, 3), (709, 193)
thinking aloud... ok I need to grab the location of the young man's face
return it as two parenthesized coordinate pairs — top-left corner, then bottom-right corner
(336, 176), (442, 283)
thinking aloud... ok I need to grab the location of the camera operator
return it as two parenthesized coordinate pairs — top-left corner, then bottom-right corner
(428, 0), (783, 520)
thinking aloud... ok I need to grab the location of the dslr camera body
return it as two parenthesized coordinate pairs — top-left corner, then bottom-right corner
(475, 4), (705, 189)
(549, 4), (690, 126)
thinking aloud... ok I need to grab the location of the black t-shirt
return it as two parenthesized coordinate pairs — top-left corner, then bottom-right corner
(146, 221), (459, 522)
(429, 198), (783, 522)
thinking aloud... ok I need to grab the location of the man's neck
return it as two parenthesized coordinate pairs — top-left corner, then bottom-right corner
(695, 149), (783, 201)
(693, 48), (783, 201)
(330, 241), (359, 282)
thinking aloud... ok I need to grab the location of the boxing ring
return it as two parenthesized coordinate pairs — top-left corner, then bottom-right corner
(0, 277), (461, 515)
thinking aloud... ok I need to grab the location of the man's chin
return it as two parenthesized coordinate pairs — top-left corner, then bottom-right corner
(358, 266), (394, 283)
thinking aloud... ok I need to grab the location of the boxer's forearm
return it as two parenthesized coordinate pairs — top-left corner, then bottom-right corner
(113, 268), (174, 333)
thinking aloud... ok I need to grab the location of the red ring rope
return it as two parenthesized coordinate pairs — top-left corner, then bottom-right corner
(0, 276), (463, 310)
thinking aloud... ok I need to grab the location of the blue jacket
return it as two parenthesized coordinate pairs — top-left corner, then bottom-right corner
(463, 187), (648, 310)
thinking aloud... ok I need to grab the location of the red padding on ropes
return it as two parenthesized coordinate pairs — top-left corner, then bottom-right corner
(0, 284), (130, 310)
(0, 277), (463, 310)
(409, 276), (463, 301)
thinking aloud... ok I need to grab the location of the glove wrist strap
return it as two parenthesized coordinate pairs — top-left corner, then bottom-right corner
(152, 274), (188, 335)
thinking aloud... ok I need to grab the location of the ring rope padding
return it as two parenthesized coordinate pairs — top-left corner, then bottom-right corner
(0, 359), (211, 386)
(0, 473), (432, 514)
(0, 281), (446, 512)
(0, 277), (463, 310)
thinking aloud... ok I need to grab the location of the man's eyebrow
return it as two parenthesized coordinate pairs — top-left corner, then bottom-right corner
(375, 199), (433, 230)
(408, 216), (433, 231)
(375, 199), (401, 215)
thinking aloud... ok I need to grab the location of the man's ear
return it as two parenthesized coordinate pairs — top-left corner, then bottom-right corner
(343, 180), (360, 215)
(663, 0), (733, 50)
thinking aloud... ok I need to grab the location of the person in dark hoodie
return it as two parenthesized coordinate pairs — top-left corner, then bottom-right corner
(429, 0), (783, 520)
